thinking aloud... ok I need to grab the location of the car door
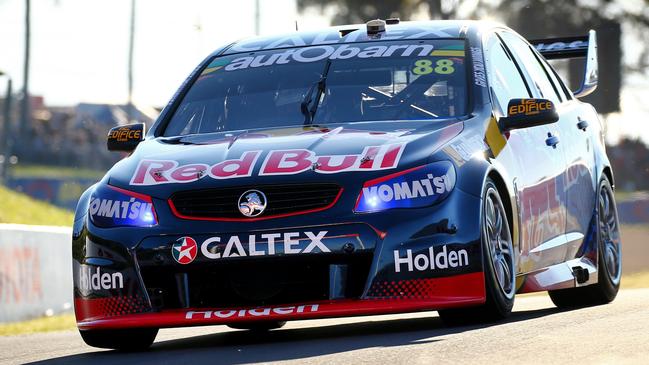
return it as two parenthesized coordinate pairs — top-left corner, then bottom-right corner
(535, 54), (598, 259)
(494, 31), (569, 272)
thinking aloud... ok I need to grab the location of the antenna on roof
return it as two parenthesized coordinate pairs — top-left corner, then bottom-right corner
(366, 19), (386, 35)
(295, 20), (299, 31)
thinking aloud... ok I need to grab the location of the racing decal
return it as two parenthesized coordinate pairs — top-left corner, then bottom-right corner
(108, 125), (142, 142)
(355, 161), (455, 213)
(74, 296), (150, 320)
(89, 185), (156, 227)
(534, 39), (587, 53)
(446, 134), (489, 161)
(518, 174), (566, 256)
(175, 231), (331, 262)
(201, 41), (466, 75)
(226, 28), (459, 53)
(200, 58), (230, 76)
(130, 144), (405, 186)
(507, 98), (554, 116)
(171, 237), (198, 264)
(411, 58), (456, 75)
(366, 272), (484, 300)
(470, 47), (487, 87)
(89, 198), (154, 223)
(485, 116), (506, 157)
(79, 266), (124, 291)
(430, 49), (465, 57)
(224, 44), (434, 72)
(186, 304), (319, 320)
(107, 123), (145, 152)
(393, 245), (469, 273)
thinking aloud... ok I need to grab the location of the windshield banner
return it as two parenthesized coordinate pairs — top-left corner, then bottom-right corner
(201, 42), (466, 75)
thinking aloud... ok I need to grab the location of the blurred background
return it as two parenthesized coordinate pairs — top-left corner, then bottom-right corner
(0, 0), (647, 275)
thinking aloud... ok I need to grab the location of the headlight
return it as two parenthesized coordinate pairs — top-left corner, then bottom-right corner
(88, 184), (157, 227)
(354, 161), (456, 213)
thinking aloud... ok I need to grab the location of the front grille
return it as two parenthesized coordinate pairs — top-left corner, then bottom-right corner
(141, 254), (372, 310)
(169, 183), (342, 220)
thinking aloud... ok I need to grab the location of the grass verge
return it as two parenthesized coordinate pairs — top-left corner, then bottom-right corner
(11, 164), (104, 180)
(0, 314), (76, 336)
(0, 185), (73, 226)
(621, 271), (649, 289)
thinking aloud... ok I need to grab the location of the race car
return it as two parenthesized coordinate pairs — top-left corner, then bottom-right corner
(72, 19), (622, 350)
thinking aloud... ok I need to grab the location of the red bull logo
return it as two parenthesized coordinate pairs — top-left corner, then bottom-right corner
(130, 144), (405, 186)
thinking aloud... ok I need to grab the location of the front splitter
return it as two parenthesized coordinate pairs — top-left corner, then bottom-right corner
(77, 272), (485, 330)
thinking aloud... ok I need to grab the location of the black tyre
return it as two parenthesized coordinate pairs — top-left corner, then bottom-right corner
(549, 176), (621, 308)
(227, 321), (287, 331)
(79, 328), (158, 350)
(439, 178), (515, 325)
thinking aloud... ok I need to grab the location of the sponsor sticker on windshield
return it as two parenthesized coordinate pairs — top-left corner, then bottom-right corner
(202, 42), (466, 74)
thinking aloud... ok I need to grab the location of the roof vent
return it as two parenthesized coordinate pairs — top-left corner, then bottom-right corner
(386, 18), (400, 25)
(366, 19), (386, 35)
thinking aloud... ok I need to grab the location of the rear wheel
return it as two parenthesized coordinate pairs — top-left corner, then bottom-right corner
(549, 176), (621, 308)
(227, 321), (286, 331)
(79, 328), (158, 350)
(439, 178), (515, 325)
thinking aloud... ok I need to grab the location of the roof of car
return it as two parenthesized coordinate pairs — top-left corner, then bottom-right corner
(220, 20), (496, 55)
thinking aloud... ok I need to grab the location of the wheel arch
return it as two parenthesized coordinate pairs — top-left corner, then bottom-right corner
(455, 157), (518, 252)
(487, 169), (514, 242)
(484, 166), (525, 295)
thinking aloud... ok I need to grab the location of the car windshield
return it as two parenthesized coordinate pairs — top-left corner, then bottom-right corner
(162, 39), (468, 136)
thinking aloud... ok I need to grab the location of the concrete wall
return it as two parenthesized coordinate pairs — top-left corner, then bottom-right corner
(0, 224), (72, 323)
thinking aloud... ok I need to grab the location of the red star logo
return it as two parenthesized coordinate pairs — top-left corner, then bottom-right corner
(172, 236), (197, 264)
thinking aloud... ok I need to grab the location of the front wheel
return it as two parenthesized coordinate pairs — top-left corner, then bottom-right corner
(549, 176), (621, 308)
(79, 328), (158, 350)
(439, 178), (515, 325)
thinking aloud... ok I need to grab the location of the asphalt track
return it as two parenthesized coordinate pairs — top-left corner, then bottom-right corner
(3, 288), (648, 365)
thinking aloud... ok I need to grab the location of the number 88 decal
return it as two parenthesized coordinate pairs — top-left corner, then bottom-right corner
(412, 59), (455, 75)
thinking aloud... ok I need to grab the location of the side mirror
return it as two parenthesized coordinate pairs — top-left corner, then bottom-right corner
(107, 123), (145, 152)
(500, 98), (559, 131)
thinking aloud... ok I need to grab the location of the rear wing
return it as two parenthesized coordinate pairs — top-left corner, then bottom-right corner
(529, 30), (598, 98)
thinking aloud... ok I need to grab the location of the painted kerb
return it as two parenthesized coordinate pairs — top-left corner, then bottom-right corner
(0, 224), (72, 323)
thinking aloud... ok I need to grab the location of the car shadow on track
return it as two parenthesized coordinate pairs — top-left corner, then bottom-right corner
(28, 307), (560, 365)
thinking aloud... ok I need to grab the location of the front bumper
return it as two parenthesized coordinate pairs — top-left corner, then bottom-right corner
(76, 272), (484, 330)
(74, 187), (485, 329)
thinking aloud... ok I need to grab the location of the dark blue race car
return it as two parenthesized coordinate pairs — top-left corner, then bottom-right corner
(72, 19), (621, 350)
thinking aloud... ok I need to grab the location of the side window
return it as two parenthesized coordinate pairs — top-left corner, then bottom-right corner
(499, 31), (562, 104)
(537, 55), (573, 101)
(484, 34), (531, 116)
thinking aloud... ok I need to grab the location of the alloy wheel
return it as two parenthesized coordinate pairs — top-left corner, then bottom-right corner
(598, 183), (621, 285)
(484, 187), (515, 298)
